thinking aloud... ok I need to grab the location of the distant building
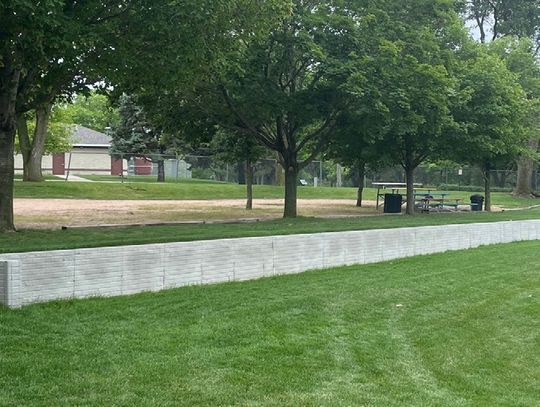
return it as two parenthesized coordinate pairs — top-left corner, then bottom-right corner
(15, 125), (192, 179)
(15, 125), (125, 176)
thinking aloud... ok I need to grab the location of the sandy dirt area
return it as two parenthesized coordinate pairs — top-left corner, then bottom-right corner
(14, 198), (380, 229)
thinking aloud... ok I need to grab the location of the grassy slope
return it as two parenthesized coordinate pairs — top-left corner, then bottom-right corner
(14, 180), (362, 200)
(3, 209), (540, 254)
(14, 178), (540, 208)
(1, 241), (538, 406)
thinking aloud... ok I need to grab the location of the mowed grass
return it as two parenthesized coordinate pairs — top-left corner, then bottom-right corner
(1, 241), (539, 406)
(14, 179), (363, 200)
(3, 208), (540, 254)
(14, 177), (540, 208)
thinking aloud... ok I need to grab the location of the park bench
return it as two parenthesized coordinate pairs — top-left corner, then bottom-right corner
(414, 192), (462, 212)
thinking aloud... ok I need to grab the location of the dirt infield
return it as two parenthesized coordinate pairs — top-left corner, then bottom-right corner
(15, 198), (379, 229)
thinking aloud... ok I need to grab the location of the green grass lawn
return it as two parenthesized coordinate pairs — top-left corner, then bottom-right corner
(3, 209), (540, 254)
(13, 178), (540, 208)
(1, 241), (538, 406)
(14, 174), (59, 181)
(14, 179), (366, 200)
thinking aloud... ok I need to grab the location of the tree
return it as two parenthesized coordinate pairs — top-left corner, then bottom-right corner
(121, 0), (360, 218)
(0, 0), (142, 230)
(0, 0), (66, 230)
(211, 129), (267, 209)
(13, 1), (137, 182)
(490, 37), (540, 196)
(450, 47), (527, 211)
(61, 93), (120, 133)
(460, 0), (540, 195)
(352, 1), (462, 215)
(170, 1), (367, 218)
(326, 110), (389, 207)
(111, 94), (166, 182)
(460, 0), (540, 47)
(16, 106), (72, 157)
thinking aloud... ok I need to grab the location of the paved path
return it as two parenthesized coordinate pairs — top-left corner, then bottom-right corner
(53, 174), (94, 182)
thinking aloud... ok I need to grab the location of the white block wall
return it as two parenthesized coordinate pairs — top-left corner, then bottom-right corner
(1, 220), (539, 308)
(0, 262), (6, 305)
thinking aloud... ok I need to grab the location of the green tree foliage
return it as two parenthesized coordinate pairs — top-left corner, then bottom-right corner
(16, 107), (72, 155)
(211, 129), (267, 209)
(0, 0), (141, 229)
(14, 1), (137, 182)
(61, 93), (119, 133)
(111, 94), (166, 182)
(344, 0), (464, 214)
(136, 0), (368, 217)
(326, 112), (389, 207)
(450, 46), (528, 210)
(1, 0), (67, 229)
(460, 0), (540, 196)
(490, 37), (540, 196)
(460, 0), (540, 47)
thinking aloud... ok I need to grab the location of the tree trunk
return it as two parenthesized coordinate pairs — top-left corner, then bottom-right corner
(283, 160), (298, 218)
(0, 66), (20, 232)
(25, 103), (53, 181)
(356, 162), (366, 207)
(514, 138), (539, 196)
(157, 159), (165, 182)
(16, 114), (31, 180)
(483, 166), (492, 212)
(405, 165), (415, 215)
(245, 160), (253, 210)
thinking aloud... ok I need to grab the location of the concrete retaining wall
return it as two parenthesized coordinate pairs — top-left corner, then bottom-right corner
(1, 220), (539, 308)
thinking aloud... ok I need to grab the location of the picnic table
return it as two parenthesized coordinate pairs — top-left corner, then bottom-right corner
(373, 183), (463, 212)
(372, 182), (423, 209)
(414, 192), (462, 211)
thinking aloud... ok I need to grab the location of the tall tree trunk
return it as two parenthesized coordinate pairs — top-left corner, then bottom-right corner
(16, 114), (31, 180)
(283, 156), (298, 218)
(0, 65), (21, 232)
(403, 147), (416, 215)
(356, 162), (366, 207)
(483, 165), (492, 212)
(25, 103), (53, 181)
(245, 159), (253, 210)
(156, 159), (165, 182)
(405, 165), (415, 215)
(514, 138), (539, 196)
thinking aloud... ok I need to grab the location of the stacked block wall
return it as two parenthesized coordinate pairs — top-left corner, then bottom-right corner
(1, 220), (539, 308)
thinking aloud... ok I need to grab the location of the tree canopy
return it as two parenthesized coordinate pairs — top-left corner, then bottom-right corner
(1, 0), (539, 231)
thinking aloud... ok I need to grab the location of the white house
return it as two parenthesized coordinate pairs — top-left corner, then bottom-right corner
(15, 126), (125, 176)
(15, 125), (192, 179)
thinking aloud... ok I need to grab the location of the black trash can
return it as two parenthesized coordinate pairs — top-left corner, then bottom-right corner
(384, 194), (402, 213)
(470, 194), (484, 211)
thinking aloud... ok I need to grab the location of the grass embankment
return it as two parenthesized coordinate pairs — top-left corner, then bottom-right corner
(14, 177), (540, 208)
(14, 179), (363, 200)
(1, 241), (538, 406)
(3, 209), (540, 254)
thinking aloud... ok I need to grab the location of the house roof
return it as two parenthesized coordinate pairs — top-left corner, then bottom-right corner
(71, 126), (111, 148)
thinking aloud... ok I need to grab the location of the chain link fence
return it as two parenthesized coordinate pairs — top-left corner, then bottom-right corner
(365, 166), (539, 192)
(59, 149), (537, 191)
